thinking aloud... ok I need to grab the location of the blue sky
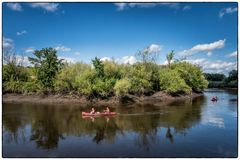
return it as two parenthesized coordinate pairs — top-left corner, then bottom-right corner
(3, 2), (238, 74)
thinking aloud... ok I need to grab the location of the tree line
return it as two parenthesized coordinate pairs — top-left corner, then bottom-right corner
(3, 47), (210, 98)
(204, 71), (237, 88)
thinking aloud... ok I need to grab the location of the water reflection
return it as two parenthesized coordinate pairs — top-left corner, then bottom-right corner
(3, 96), (206, 151)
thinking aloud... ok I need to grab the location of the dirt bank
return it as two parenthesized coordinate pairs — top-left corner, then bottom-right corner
(3, 91), (203, 106)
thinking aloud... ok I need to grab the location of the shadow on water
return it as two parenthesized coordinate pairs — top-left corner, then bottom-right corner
(3, 96), (206, 152)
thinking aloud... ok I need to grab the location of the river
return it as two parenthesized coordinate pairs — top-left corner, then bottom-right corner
(2, 89), (238, 157)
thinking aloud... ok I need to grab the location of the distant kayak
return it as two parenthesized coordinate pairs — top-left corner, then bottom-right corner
(82, 112), (117, 116)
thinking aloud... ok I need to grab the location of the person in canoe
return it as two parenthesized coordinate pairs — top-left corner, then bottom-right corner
(90, 108), (95, 114)
(89, 107), (100, 115)
(103, 107), (110, 113)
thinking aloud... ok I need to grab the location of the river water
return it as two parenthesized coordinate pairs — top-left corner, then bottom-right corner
(2, 89), (238, 157)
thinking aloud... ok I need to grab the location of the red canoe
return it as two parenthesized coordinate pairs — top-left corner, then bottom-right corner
(81, 112), (117, 116)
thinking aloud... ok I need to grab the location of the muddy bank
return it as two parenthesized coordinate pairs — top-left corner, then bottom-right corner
(3, 91), (203, 106)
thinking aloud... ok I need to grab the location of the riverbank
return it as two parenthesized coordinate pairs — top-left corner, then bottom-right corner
(3, 91), (203, 106)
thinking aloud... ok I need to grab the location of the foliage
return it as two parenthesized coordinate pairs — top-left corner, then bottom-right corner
(204, 70), (237, 88)
(3, 64), (29, 83)
(54, 62), (90, 92)
(3, 47), (212, 97)
(159, 69), (191, 94)
(114, 78), (131, 97)
(172, 62), (208, 92)
(92, 57), (104, 78)
(204, 73), (226, 81)
(28, 48), (63, 89)
(129, 63), (152, 94)
(74, 68), (96, 96)
(92, 78), (116, 98)
(103, 60), (122, 79)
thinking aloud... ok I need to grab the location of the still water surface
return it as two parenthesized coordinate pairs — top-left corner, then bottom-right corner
(3, 89), (237, 157)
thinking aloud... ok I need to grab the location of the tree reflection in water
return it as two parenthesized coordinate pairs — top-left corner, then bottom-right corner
(3, 96), (206, 151)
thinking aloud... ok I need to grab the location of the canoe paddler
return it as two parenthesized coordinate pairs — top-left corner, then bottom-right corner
(103, 107), (110, 113)
(90, 108), (95, 114)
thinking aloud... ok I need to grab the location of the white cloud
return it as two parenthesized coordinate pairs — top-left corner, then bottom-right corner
(29, 3), (59, 12)
(144, 44), (162, 53)
(207, 52), (212, 57)
(16, 56), (32, 66)
(3, 37), (14, 51)
(17, 30), (27, 36)
(55, 45), (71, 52)
(99, 56), (137, 65)
(59, 56), (76, 63)
(178, 39), (226, 57)
(7, 3), (22, 11)
(219, 7), (237, 18)
(3, 55), (32, 66)
(100, 57), (112, 62)
(183, 5), (191, 11)
(227, 51), (237, 58)
(201, 111), (225, 128)
(119, 56), (137, 64)
(185, 58), (237, 75)
(74, 51), (80, 56)
(25, 47), (35, 53)
(114, 3), (180, 11)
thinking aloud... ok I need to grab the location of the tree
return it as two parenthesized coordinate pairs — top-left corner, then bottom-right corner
(228, 70), (237, 82)
(166, 50), (174, 68)
(28, 48), (63, 89)
(92, 57), (104, 78)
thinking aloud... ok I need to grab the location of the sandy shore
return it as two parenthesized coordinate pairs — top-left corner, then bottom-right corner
(3, 91), (203, 106)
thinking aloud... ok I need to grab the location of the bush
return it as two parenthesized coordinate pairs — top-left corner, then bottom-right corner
(54, 62), (90, 92)
(3, 64), (29, 83)
(129, 63), (152, 94)
(3, 81), (23, 93)
(114, 78), (131, 97)
(74, 69), (95, 96)
(172, 62), (208, 92)
(21, 81), (41, 94)
(103, 61), (122, 79)
(159, 69), (191, 94)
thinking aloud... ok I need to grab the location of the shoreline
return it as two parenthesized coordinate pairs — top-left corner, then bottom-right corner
(3, 91), (203, 106)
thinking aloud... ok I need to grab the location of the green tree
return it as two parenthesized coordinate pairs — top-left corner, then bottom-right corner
(159, 69), (191, 94)
(166, 50), (174, 68)
(172, 62), (208, 92)
(92, 57), (104, 78)
(114, 78), (131, 97)
(28, 48), (63, 89)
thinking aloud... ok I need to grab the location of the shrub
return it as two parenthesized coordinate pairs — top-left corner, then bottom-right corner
(114, 78), (131, 97)
(22, 81), (41, 94)
(54, 62), (90, 92)
(129, 63), (152, 94)
(172, 62), (208, 92)
(103, 61), (122, 79)
(3, 64), (29, 83)
(74, 69), (95, 96)
(3, 81), (23, 93)
(159, 69), (191, 94)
